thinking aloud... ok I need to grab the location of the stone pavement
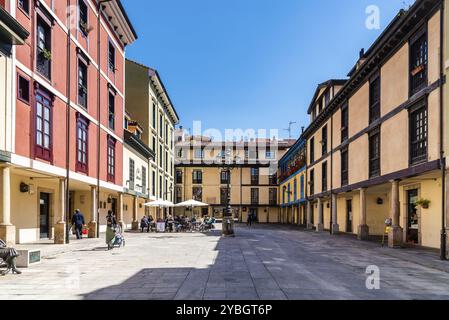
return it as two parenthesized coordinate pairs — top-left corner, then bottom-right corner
(1, 224), (449, 300)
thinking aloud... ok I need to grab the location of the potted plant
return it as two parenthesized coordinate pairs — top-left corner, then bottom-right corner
(80, 21), (93, 35)
(415, 199), (430, 209)
(41, 48), (52, 61)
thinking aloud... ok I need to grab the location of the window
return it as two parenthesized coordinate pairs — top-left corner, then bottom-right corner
(165, 151), (168, 171)
(108, 41), (116, 73)
(220, 188), (229, 205)
(78, 59), (88, 108)
(159, 115), (163, 137)
(18, 74), (30, 103)
(269, 174), (277, 185)
(310, 137), (315, 163)
(325, 90), (331, 107)
(194, 148), (204, 159)
(108, 91), (115, 129)
(300, 175), (305, 199)
(176, 170), (183, 184)
(293, 179), (297, 201)
(107, 137), (116, 182)
(410, 29), (427, 96)
(79, 0), (88, 36)
(309, 169), (315, 196)
(322, 161), (328, 192)
(152, 137), (156, 151)
(142, 167), (147, 195)
(269, 188), (277, 205)
(175, 187), (182, 204)
(321, 125), (328, 155)
(129, 159), (135, 190)
(192, 170), (203, 184)
(250, 168), (259, 185)
(18, 0), (30, 15)
(410, 102), (428, 164)
(159, 145), (163, 166)
(287, 184), (291, 203)
(36, 17), (51, 79)
(152, 171), (156, 196)
(265, 150), (275, 159)
(34, 91), (52, 161)
(369, 130), (381, 178)
(341, 104), (348, 142)
(318, 101), (323, 113)
(221, 170), (231, 184)
(152, 103), (156, 128)
(159, 176), (163, 198)
(76, 115), (89, 173)
(251, 188), (259, 205)
(192, 187), (202, 202)
(369, 74), (381, 123)
(341, 147), (348, 186)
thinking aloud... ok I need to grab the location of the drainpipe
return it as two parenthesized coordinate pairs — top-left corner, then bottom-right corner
(96, 1), (112, 237)
(329, 108), (334, 234)
(439, 1), (446, 261)
(65, 0), (72, 244)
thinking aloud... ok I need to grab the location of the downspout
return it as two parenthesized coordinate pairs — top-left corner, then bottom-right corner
(329, 110), (334, 235)
(65, 0), (72, 244)
(439, 1), (446, 261)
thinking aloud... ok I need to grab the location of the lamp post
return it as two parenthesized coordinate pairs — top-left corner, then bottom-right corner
(217, 148), (240, 237)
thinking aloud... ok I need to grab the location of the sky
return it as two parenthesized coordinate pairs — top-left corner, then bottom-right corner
(123, 0), (412, 139)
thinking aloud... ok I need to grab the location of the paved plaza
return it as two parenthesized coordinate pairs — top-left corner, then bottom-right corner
(1, 224), (449, 300)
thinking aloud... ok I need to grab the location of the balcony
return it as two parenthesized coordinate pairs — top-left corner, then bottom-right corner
(36, 48), (51, 79)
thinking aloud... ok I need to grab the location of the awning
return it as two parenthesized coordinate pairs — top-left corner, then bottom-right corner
(0, 6), (29, 45)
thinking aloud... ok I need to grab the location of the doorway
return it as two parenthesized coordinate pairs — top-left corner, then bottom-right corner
(406, 189), (419, 244)
(346, 199), (353, 233)
(111, 198), (117, 216)
(39, 192), (50, 239)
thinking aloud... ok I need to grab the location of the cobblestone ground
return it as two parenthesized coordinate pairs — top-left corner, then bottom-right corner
(1, 224), (449, 300)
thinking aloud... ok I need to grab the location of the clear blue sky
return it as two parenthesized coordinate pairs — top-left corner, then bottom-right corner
(123, 0), (411, 139)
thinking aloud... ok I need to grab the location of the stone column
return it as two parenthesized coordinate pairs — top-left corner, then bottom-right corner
(388, 180), (403, 248)
(54, 179), (66, 244)
(331, 193), (339, 234)
(358, 188), (369, 240)
(0, 167), (15, 246)
(131, 196), (139, 230)
(88, 186), (97, 238)
(307, 201), (313, 229)
(316, 198), (324, 232)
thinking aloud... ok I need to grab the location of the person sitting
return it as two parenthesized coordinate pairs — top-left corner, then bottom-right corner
(140, 216), (149, 233)
(147, 215), (155, 232)
(0, 239), (21, 275)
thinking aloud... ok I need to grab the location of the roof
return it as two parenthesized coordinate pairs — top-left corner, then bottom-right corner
(306, 79), (347, 114)
(126, 59), (180, 124)
(302, 0), (441, 139)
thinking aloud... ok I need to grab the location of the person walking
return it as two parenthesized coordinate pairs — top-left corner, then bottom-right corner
(71, 209), (85, 240)
(247, 211), (254, 228)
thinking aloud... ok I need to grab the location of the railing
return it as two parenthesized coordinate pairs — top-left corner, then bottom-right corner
(36, 48), (51, 79)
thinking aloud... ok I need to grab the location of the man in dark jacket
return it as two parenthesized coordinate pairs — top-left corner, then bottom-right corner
(71, 209), (85, 240)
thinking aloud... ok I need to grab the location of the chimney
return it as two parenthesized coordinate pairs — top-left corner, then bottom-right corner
(356, 48), (366, 71)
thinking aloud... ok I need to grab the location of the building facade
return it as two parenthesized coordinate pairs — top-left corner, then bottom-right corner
(0, 2), (29, 246)
(0, 0), (136, 244)
(125, 59), (179, 220)
(174, 132), (294, 223)
(302, 0), (446, 250)
(122, 113), (154, 229)
(278, 139), (307, 225)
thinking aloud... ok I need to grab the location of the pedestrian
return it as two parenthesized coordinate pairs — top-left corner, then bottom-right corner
(106, 210), (117, 246)
(71, 209), (85, 240)
(247, 212), (254, 228)
(140, 216), (149, 233)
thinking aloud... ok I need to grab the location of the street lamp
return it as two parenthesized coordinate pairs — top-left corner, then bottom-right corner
(217, 148), (240, 237)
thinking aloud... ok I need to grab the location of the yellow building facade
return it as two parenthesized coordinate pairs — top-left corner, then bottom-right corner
(302, 0), (446, 251)
(174, 134), (294, 223)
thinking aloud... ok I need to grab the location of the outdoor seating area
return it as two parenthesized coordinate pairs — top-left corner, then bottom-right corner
(140, 215), (217, 234)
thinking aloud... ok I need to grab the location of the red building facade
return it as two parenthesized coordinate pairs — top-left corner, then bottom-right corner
(1, 0), (136, 244)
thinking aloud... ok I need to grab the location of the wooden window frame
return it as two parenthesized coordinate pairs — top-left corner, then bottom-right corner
(321, 125), (328, 156)
(341, 103), (349, 142)
(409, 99), (428, 165)
(310, 137), (315, 163)
(369, 72), (381, 124)
(17, 73), (30, 104)
(77, 57), (88, 109)
(341, 147), (349, 186)
(75, 113), (89, 174)
(368, 128), (381, 178)
(409, 26), (428, 96)
(107, 136), (116, 183)
(34, 88), (53, 162)
(322, 161), (328, 193)
(78, 0), (89, 37)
